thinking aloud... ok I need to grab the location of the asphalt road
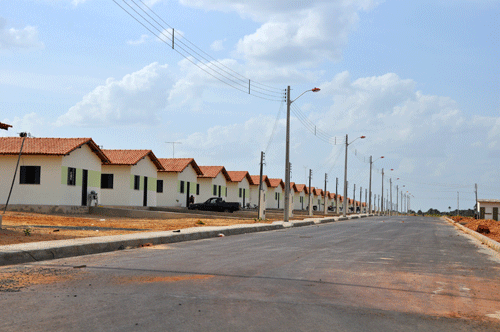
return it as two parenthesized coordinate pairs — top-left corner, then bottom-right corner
(2, 216), (500, 331)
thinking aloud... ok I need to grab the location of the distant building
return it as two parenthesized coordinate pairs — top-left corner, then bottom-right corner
(477, 199), (500, 220)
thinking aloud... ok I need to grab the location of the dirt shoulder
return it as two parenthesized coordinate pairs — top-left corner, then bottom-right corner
(0, 211), (288, 246)
(449, 216), (500, 243)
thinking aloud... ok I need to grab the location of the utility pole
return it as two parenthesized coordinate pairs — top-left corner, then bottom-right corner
(308, 169), (313, 216)
(369, 156), (372, 214)
(336, 177), (339, 215)
(165, 141), (182, 158)
(389, 178), (392, 216)
(258, 151), (265, 220)
(343, 134), (348, 217)
(353, 184), (356, 214)
(284, 86), (291, 222)
(475, 183), (478, 214)
(360, 186), (362, 214)
(381, 168), (384, 215)
(396, 185), (399, 215)
(365, 188), (367, 214)
(324, 173), (328, 215)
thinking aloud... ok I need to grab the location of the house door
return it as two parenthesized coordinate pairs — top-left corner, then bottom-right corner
(218, 185), (221, 197)
(143, 177), (148, 207)
(480, 207), (485, 219)
(493, 207), (498, 221)
(81, 169), (88, 206)
(242, 189), (246, 208)
(186, 182), (190, 207)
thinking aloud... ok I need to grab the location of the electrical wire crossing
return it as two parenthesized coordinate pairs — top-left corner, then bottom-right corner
(113, 0), (285, 102)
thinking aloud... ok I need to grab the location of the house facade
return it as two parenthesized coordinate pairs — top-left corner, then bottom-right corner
(226, 171), (253, 208)
(0, 137), (108, 207)
(157, 158), (202, 207)
(477, 199), (500, 220)
(293, 184), (307, 210)
(267, 178), (284, 209)
(197, 166), (231, 203)
(249, 175), (271, 208)
(100, 150), (163, 207)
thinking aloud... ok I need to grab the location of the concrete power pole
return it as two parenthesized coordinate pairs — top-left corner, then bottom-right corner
(258, 151), (265, 220)
(308, 169), (313, 216)
(336, 177), (339, 215)
(381, 168), (384, 215)
(389, 178), (392, 216)
(324, 173), (328, 215)
(353, 184), (356, 214)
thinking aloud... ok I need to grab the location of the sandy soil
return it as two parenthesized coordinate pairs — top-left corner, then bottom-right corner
(450, 216), (500, 242)
(0, 211), (282, 246)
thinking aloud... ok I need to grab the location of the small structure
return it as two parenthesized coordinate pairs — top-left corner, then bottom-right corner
(157, 158), (203, 207)
(197, 166), (231, 203)
(293, 183), (307, 210)
(267, 178), (285, 209)
(249, 175), (271, 208)
(0, 137), (108, 207)
(226, 171), (254, 208)
(477, 199), (500, 221)
(0, 122), (12, 131)
(100, 149), (164, 207)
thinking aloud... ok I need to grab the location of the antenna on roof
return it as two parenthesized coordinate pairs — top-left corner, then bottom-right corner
(165, 141), (181, 158)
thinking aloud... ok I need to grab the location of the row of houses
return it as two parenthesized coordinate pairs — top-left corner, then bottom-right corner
(0, 137), (366, 211)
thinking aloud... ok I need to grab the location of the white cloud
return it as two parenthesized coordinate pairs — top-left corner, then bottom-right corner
(55, 62), (174, 127)
(180, 0), (380, 67)
(210, 38), (226, 51)
(0, 113), (46, 137)
(0, 17), (44, 51)
(127, 34), (149, 46)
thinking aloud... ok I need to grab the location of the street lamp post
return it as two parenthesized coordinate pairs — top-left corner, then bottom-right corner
(343, 134), (366, 217)
(284, 86), (320, 222)
(368, 156), (383, 214)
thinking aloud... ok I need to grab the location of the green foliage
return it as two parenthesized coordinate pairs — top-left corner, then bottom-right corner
(24, 228), (31, 236)
(196, 220), (205, 225)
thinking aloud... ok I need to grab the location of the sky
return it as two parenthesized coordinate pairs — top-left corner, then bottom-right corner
(1, 0), (499, 213)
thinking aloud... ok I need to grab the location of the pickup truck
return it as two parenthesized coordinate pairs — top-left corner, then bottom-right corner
(188, 197), (240, 213)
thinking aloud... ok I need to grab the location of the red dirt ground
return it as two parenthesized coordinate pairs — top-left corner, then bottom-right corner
(450, 216), (500, 242)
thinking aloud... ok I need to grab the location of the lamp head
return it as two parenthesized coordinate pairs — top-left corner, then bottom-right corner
(312, 87), (320, 92)
(360, 136), (366, 139)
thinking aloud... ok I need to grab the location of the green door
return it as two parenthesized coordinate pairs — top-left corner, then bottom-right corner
(493, 207), (498, 221)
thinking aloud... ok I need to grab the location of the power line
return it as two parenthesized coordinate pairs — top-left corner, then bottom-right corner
(113, 0), (285, 101)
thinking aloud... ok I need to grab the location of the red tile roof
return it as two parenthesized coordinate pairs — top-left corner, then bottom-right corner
(294, 184), (306, 193)
(198, 166), (231, 181)
(0, 122), (12, 130)
(250, 175), (272, 187)
(0, 137), (109, 162)
(227, 171), (254, 184)
(103, 149), (164, 170)
(268, 178), (284, 189)
(158, 158), (202, 175)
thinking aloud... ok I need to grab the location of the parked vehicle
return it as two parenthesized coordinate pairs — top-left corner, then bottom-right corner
(188, 197), (240, 213)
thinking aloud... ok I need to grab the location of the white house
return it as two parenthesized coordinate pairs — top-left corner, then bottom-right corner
(249, 175), (271, 208)
(100, 149), (164, 207)
(293, 183), (307, 210)
(267, 178), (284, 209)
(0, 137), (109, 207)
(197, 166), (231, 203)
(157, 158), (203, 207)
(226, 171), (253, 207)
(477, 199), (500, 220)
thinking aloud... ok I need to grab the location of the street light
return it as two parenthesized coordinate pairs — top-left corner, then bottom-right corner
(368, 156), (383, 214)
(284, 86), (320, 222)
(343, 134), (366, 217)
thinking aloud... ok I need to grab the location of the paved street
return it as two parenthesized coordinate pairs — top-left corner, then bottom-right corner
(1, 216), (500, 331)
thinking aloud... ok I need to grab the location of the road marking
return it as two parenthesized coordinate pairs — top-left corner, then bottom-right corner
(486, 311), (500, 320)
(379, 257), (394, 260)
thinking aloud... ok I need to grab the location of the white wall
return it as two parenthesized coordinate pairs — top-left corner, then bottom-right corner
(0, 155), (62, 205)
(227, 177), (250, 207)
(293, 191), (306, 210)
(100, 165), (132, 206)
(157, 164), (198, 207)
(198, 173), (228, 203)
(267, 186), (284, 209)
(249, 183), (267, 208)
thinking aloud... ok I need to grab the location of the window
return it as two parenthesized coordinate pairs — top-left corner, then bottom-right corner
(67, 167), (76, 186)
(157, 180), (163, 193)
(101, 174), (114, 189)
(134, 175), (140, 190)
(213, 185), (217, 196)
(239, 188), (242, 198)
(20, 166), (41, 184)
(180, 181), (185, 193)
(196, 184), (200, 195)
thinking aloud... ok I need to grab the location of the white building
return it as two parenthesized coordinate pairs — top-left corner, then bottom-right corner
(0, 137), (108, 207)
(293, 183), (307, 210)
(197, 166), (231, 203)
(157, 158), (203, 207)
(100, 149), (164, 207)
(267, 178), (284, 209)
(249, 175), (271, 208)
(226, 171), (253, 207)
(477, 199), (500, 220)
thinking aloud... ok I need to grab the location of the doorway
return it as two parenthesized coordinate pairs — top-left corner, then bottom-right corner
(81, 169), (88, 206)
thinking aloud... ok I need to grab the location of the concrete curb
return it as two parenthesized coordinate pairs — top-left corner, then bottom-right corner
(0, 214), (370, 266)
(444, 217), (500, 253)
